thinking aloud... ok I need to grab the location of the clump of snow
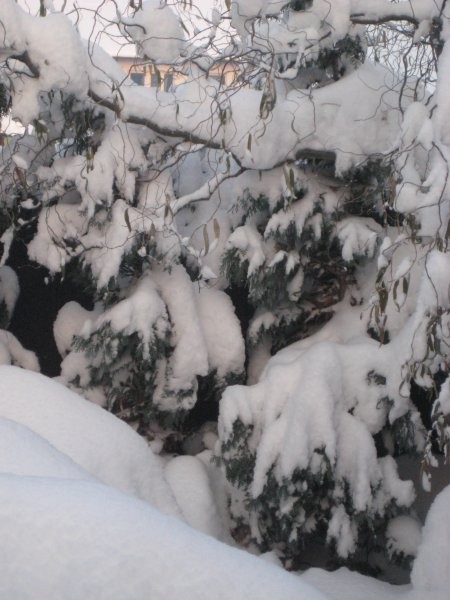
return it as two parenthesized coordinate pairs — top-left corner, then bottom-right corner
(327, 505), (356, 559)
(36, 122), (147, 219)
(11, 153), (29, 170)
(232, 0), (353, 56)
(0, 266), (19, 319)
(0, 331), (39, 371)
(84, 41), (134, 98)
(27, 203), (88, 275)
(386, 515), (422, 560)
(54, 301), (96, 357)
(400, 102), (432, 148)
(0, 0), (88, 123)
(165, 455), (225, 540)
(93, 275), (169, 357)
(198, 286), (245, 379)
(287, 4), (351, 51)
(227, 226), (266, 276)
(154, 265), (209, 394)
(120, 0), (185, 63)
(336, 218), (380, 262)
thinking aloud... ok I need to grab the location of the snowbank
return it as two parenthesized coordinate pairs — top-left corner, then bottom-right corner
(0, 475), (327, 599)
(0, 365), (326, 599)
(0, 366), (179, 515)
(0, 366), (232, 542)
(0, 416), (93, 481)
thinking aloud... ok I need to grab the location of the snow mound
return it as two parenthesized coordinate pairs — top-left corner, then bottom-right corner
(0, 475), (327, 600)
(0, 366), (179, 516)
(0, 416), (93, 481)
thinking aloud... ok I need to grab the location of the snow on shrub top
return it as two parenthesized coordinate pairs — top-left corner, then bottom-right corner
(0, 0), (88, 123)
(119, 0), (185, 64)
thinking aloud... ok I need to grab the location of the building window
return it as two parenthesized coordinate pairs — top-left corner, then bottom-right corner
(131, 72), (144, 85)
(150, 73), (160, 88)
(164, 74), (173, 92)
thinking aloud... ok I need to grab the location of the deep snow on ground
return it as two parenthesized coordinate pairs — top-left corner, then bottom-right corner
(0, 475), (328, 600)
(0, 366), (326, 599)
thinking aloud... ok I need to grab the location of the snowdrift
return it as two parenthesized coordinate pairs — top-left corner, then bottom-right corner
(0, 365), (326, 599)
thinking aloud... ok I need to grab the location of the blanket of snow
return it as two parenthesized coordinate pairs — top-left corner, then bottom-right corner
(0, 474), (329, 600)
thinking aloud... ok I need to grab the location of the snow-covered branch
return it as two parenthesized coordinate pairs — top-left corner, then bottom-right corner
(350, 0), (444, 25)
(171, 166), (245, 214)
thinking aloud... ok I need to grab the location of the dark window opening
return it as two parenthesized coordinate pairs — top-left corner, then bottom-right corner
(131, 72), (144, 85)
(164, 74), (173, 91)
